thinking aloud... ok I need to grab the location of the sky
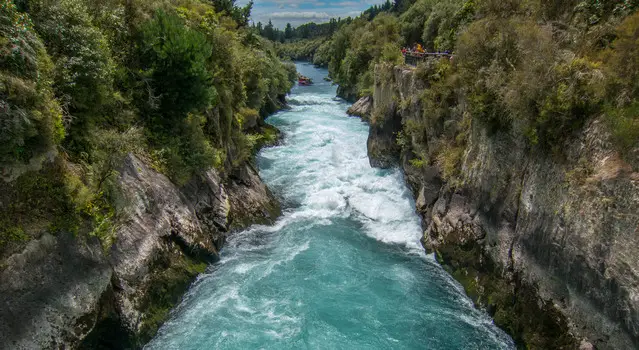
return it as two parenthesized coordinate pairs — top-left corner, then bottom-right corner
(237, 0), (387, 28)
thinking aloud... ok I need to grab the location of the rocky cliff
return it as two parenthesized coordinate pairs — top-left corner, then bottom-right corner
(362, 64), (639, 349)
(0, 154), (279, 349)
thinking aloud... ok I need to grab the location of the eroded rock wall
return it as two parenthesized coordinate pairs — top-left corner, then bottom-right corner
(367, 64), (639, 349)
(0, 154), (280, 349)
(0, 233), (111, 349)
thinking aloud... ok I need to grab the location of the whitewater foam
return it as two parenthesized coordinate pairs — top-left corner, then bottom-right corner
(146, 63), (515, 350)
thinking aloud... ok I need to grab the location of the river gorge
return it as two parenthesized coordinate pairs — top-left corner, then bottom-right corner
(145, 63), (514, 349)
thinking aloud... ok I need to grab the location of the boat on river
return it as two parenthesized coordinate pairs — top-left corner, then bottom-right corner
(298, 74), (313, 86)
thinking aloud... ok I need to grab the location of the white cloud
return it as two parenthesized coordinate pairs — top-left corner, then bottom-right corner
(337, 1), (360, 7)
(269, 11), (332, 19)
(248, 0), (388, 28)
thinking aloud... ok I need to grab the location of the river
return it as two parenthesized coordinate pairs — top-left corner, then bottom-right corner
(145, 63), (515, 349)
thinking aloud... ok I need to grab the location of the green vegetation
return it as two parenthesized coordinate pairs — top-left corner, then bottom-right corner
(328, 14), (404, 98)
(304, 0), (639, 159)
(286, 0), (639, 347)
(257, 20), (344, 64)
(0, 0), (295, 252)
(138, 250), (209, 345)
(255, 18), (342, 43)
(436, 242), (577, 349)
(0, 0), (63, 167)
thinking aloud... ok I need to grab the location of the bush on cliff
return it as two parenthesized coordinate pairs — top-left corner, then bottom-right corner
(456, 15), (603, 151)
(138, 10), (219, 183)
(0, 0), (295, 252)
(0, 0), (63, 167)
(25, 0), (116, 157)
(328, 13), (402, 97)
(602, 10), (639, 154)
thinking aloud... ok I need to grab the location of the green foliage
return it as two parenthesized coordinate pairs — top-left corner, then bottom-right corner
(418, 59), (458, 130)
(26, 0), (115, 155)
(150, 115), (220, 185)
(0, 225), (28, 253)
(602, 12), (639, 154)
(436, 143), (464, 180)
(209, 0), (252, 27)
(0, 0), (63, 166)
(532, 59), (602, 147)
(312, 39), (333, 66)
(574, 0), (639, 25)
(0, 159), (80, 253)
(140, 10), (214, 127)
(174, 3), (294, 174)
(1, 0), (295, 251)
(399, 0), (435, 46)
(136, 10), (217, 181)
(398, 0), (469, 50)
(456, 17), (603, 150)
(605, 102), (639, 152)
(408, 157), (425, 168)
(83, 127), (143, 201)
(603, 10), (639, 101)
(329, 14), (401, 97)
(255, 18), (342, 43)
(277, 37), (328, 62)
(138, 252), (209, 345)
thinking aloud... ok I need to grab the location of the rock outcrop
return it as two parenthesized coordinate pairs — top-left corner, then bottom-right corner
(336, 85), (358, 102)
(346, 95), (373, 121)
(366, 65), (424, 169)
(367, 64), (639, 349)
(0, 233), (111, 349)
(0, 154), (280, 349)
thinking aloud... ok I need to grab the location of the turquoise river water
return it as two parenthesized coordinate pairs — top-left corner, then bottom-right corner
(146, 63), (515, 349)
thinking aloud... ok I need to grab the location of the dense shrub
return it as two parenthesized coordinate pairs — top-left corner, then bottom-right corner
(312, 39), (332, 67)
(329, 14), (402, 96)
(398, 0), (469, 50)
(140, 10), (214, 129)
(277, 37), (328, 62)
(0, 0), (63, 167)
(456, 16), (603, 150)
(601, 10), (639, 153)
(1, 0), (295, 248)
(26, 0), (115, 155)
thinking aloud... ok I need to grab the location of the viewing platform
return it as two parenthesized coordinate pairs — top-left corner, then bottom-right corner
(403, 52), (452, 66)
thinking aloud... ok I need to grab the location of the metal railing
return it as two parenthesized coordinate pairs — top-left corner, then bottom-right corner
(403, 52), (452, 66)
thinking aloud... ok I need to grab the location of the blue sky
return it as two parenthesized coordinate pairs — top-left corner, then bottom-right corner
(238, 0), (386, 28)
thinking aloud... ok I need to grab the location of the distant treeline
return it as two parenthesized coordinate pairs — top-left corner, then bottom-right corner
(262, 0), (418, 63)
(253, 0), (415, 43)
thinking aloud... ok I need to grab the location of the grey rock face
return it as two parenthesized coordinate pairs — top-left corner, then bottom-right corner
(0, 154), (280, 349)
(368, 64), (639, 349)
(108, 155), (222, 336)
(367, 65), (428, 169)
(227, 162), (281, 229)
(346, 96), (373, 121)
(0, 233), (111, 350)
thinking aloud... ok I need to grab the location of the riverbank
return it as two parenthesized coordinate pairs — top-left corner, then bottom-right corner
(145, 62), (515, 349)
(350, 63), (638, 349)
(0, 122), (284, 350)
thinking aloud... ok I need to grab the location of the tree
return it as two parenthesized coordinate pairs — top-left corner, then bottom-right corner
(263, 20), (275, 41)
(139, 10), (215, 129)
(0, 0), (63, 167)
(209, 0), (253, 27)
(284, 22), (293, 39)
